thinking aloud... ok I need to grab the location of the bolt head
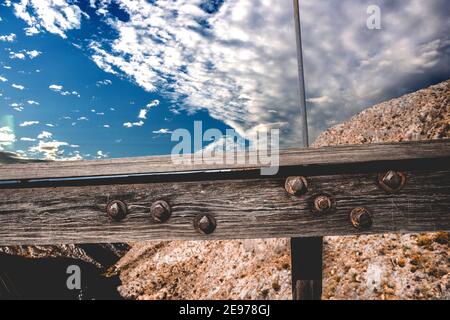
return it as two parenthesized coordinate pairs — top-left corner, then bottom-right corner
(194, 214), (216, 235)
(313, 195), (333, 213)
(151, 200), (171, 223)
(379, 171), (405, 193)
(106, 200), (127, 221)
(350, 207), (372, 230)
(285, 176), (308, 196)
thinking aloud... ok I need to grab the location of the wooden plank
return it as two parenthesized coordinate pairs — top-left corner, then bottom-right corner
(0, 140), (448, 181)
(0, 169), (448, 245)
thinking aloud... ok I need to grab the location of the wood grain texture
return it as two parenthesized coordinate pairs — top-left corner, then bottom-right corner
(0, 169), (448, 245)
(0, 140), (448, 181)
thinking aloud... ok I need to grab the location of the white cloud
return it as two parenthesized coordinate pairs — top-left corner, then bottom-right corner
(49, 84), (63, 91)
(77, 116), (88, 121)
(45, 123), (55, 127)
(19, 121), (39, 127)
(61, 90), (79, 96)
(13, 0), (83, 39)
(12, 84), (25, 90)
(49, 84), (80, 97)
(96, 150), (108, 158)
(297, 0), (450, 139)
(24, 26), (39, 36)
(123, 120), (144, 128)
(61, 152), (83, 161)
(137, 99), (160, 120)
(0, 76), (7, 82)
(9, 52), (26, 60)
(146, 100), (160, 108)
(37, 131), (52, 139)
(29, 140), (69, 160)
(0, 33), (16, 42)
(200, 134), (247, 155)
(20, 137), (36, 142)
(73, 0), (302, 146)
(96, 0), (450, 143)
(137, 109), (148, 120)
(26, 50), (41, 59)
(8, 50), (41, 60)
(0, 126), (15, 149)
(103, 124), (110, 128)
(307, 96), (333, 105)
(96, 79), (112, 86)
(27, 100), (40, 105)
(152, 128), (172, 134)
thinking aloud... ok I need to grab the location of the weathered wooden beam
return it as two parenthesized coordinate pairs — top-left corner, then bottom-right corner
(0, 168), (448, 245)
(0, 140), (448, 181)
(0, 140), (448, 245)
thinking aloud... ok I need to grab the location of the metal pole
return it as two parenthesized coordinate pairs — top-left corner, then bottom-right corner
(291, 0), (323, 300)
(293, 0), (309, 148)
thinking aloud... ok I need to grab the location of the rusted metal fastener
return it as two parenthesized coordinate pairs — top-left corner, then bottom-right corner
(151, 200), (171, 223)
(378, 170), (406, 193)
(313, 195), (333, 213)
(350, 207), (373, 230)
(285, 176), (308, 196)
(106, 200), (128, 221)
(194, 214), (217, 235)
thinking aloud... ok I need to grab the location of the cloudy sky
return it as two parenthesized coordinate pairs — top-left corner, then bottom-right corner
(0, 0), (448, 160)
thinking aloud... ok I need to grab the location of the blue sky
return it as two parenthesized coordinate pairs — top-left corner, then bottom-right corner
(0, 0), (236, 160)
(0, 0), (449, 161)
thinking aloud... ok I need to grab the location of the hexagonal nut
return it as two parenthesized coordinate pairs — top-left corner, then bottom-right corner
(350, 207), (373, 230)
(151, 200), (171, 223)
(194, 214), (217, 235)
(312, 195), (334, 213)
(106, 200), (128, 221)
(285, 176), (308, 196)
(378, 171), (406, 193)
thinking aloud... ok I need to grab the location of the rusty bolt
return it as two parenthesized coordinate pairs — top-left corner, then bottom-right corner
(350, 207), (373, 230)
(378, 170), (406, 193)
(285, 176), (308, 196)
(313, 195), (333, 213)
(151, 200), (171, 223)
(106, 200), (127, 221)
(194, 214), (217, 235)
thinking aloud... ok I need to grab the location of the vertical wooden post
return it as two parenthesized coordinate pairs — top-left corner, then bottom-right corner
(290, 237), (323, 300)
(291, 0), (323, 300)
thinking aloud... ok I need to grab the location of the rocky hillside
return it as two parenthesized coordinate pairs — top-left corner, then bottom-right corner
(115, 79), (449, 300)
